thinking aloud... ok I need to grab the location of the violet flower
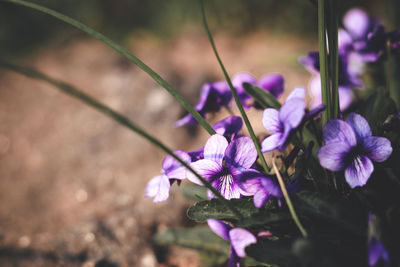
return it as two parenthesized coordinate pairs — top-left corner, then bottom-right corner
(145, 150), (191, 202)
(213, 116), (243, 137)
(318, 113), (392, 188)
(232, 72), (284, 108)
(187, 134), (257, 199)
(175, 81), (232, 127)
(261, 87), (306, 153)
(238, 170), (282, 208)
(368, 213), (391, 267)
(207, 219), (257, 267)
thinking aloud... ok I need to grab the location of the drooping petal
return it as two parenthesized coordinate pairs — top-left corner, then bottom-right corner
(279, 98), (305, 129)
(204, 134), (228, 165)
(187, 159), (222, 185)
(162, 150), (191, 179)
(362, 136), (392, 163)
(261, 133), (284, 153)
(347, 113), (372, 141)
(258, 74), (284, 98)
(144, 175), (171, 203)
(318, 141), (352, 171)
(344, 155), (374, 188)
(212, 173), (241, 200)
(260, 177), (282, 198)
(285, 87), (306, 102)
(253, 190), (270, 208)
(262, 108), (281, 134)
(213, 116), (243, 136)
(207, 219), (231, 241)
(322, 119), (357, 146)
(225, 136), (258, 170)
(229, 228), (257, 258)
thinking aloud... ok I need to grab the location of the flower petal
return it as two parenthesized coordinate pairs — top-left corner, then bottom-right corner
(318, 141), (352, 171)
(286, 87), (306, 102)
(362, 136), (392, 162)
(228, 247), (240, 267)
(347, 113), (372, 141)
(204, 134), (228, 165)
(213, 116), (243, 136)
(262, 108), (281, 134)
(261, 133), (284, 153)
(144, 175), (170, 203)
(258, 74), (284, 98)
(212, 173), (241, 200)
(225, 136), (258, 170)
(229, 228), (257, 258)
(187, 159), (222, 185)
(322, 119), (357, 146)
(344, 155), (374, 188)
(253, 190), (270, 208)
(237, 169), (265, 195)
(369, 238), (390, 266)
(279, 98), (305, 129)
(207, 219), (231, 241)
(162, 150), (191, 179)
(343, 8), (371, 40)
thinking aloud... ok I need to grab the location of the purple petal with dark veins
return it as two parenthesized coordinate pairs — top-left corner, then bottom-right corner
(204, 134), (228, 165)
(362, 136), (392, 162)
(225, 136), (258, 170)
(322, 119), (357, 146)
(258, 74), (284, 98)
(237, 169), (264, 195)
(187, 159), (222, 185)
(344, 155), (374, 188)
(211, 173), (241, 200)
(262, 108), (281, 134)
(318, 141), (352, 171)
(213, 116), (243, 136)
(144, 175), (171, 203)
(347, 113), (372, 141)
(229, 228), (257, 258)
(207, 219), (231, 241)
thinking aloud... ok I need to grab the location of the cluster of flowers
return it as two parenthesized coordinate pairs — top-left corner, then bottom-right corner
(146, 7), (398, 267)
(301, 8), (400, 110)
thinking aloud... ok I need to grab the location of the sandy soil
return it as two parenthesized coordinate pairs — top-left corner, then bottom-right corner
(0, 31), (312, 266)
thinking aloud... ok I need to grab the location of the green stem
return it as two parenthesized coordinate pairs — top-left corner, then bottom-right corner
(0, 60), (242, 219)
(0, 0), (216, 135)
(318, 0), (331, 125)
(200, 0), (270, 173)
(327, 0), (339, 118)
(386, 39), (392, 96)
(272, 159), (308, 238)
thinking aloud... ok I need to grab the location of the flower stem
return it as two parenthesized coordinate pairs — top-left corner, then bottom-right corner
(0, 60), (243, 220)
(272, 158), (308, 238)
(200, 0), (270, 173)
(0, 0), (216, 136)
(327, 0), (339, 118)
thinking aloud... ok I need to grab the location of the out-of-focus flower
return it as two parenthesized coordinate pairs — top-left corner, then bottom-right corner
(145, 150), (191, 202)
(213, 116), (243, 137)
(368, 213), (391, 267)
(207, 219), (257, 267)
(187, 134), (257, 199)
(261, 87), (306, 153)
(318, 113), (392, 188)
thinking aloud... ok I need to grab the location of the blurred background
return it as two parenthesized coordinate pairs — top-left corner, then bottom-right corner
(0, 0), (396, 266)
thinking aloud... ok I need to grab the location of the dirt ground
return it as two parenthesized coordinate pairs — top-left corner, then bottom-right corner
(0, 31), (312, 266)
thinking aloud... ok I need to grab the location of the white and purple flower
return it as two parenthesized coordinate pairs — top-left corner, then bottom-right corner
(261, 87), (306, 153)
(318, 113), (392, 188)
(207, 219), (257, 267)
(187, 134), (258, 199)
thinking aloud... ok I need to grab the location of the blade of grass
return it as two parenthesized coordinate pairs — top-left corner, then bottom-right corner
(327, 0), (339, 118)
(200, 0), (270, 173)
(318, 0), (331, 125)
(0, 0), (216, 135)
(0, 60), (242, 219)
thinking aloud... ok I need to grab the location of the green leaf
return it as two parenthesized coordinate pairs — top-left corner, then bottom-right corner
(292, 191), (367, 237)
(187, 198), (292, 228)
(153, 226), (230, 254)
(243, 83), (281, 110)
(246, 238), (298, 266)
(181, 183), (208, 201)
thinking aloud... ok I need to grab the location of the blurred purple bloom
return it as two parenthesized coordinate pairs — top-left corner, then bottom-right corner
(175, 81), (232, 127)
(238, 170), (282, 208)
(261, 87), (306, 153)
(213, 116), (243, 137)
(187, 134), (257, 199)
(207, 219), (257, 267)
(232, 72), (284, 108)
(368, 213), (391, 267)
(145, 150), (191, 202)
(318, 113), (392, 188)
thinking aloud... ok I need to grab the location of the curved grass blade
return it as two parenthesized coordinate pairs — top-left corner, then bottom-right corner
(0, 60), (242, 219)
(243, 83), (281, 110)
(0, 0), (215, 135)
(200, 0), (270, 173)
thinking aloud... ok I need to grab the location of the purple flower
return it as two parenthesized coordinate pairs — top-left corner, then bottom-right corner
(261, 87), (306, 153)
(213, 116), (243, 137)
(187, 134), (258, 199)
(368, 213), (391, 267)
(207, 219), (257, 267)
(238, 170), (282, 208)
(232, 72), (284, 108)
(145, 150), (191, 202)
(318, 113), (392, 188)
(175, 81), (232, 127)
